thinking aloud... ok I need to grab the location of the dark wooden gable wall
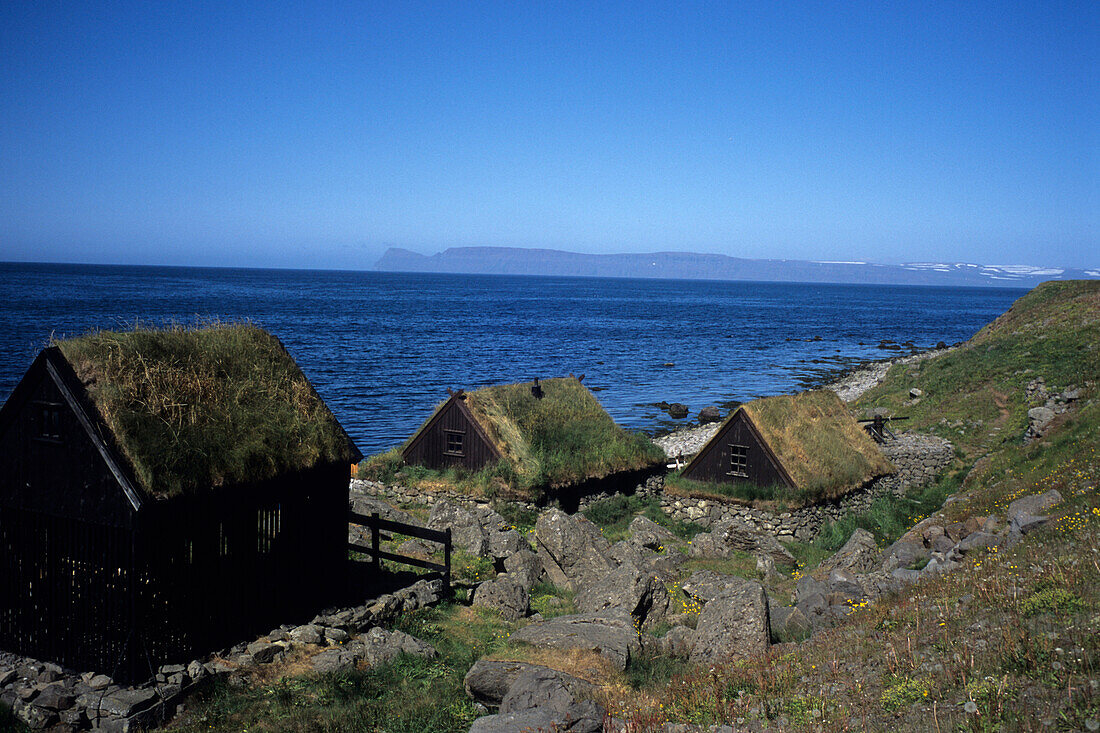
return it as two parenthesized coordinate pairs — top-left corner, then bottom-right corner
(403, 395), (501, 471)
(0, 351), (138, 526)
(681, 409), (795, 489)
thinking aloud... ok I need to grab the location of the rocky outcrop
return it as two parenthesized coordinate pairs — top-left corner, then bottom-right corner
(465, 661), (604, 732)
(534, 509), (618, 592)
(818, 528), (880, 574)
(688, 581), (771, 666)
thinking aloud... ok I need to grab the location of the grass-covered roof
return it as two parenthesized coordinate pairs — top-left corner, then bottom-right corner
(55, 323), (358, 499)
(415, 377), (664, 490)
(740, 389), (894, 496)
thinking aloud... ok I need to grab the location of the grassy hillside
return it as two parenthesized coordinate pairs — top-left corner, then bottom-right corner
(116, 281), (1097, 732)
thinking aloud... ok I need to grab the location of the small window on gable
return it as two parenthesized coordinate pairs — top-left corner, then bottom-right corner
(35, 402), (62, 441)
(728, 444), (749, 478)
(444, 430), (465, 456)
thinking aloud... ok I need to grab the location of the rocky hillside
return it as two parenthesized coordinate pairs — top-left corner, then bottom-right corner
(5, 281), (1091, 733)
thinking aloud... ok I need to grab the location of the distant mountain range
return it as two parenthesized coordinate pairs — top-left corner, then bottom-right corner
(374, 247), (1099, 288)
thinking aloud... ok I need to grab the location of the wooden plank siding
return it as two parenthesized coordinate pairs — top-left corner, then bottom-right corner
(681, 410), (794, 488)
(0, 349), (355, 683)
(402, 395), (501, 471)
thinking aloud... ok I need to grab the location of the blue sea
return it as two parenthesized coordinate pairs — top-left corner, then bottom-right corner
(0, 262), (1025, 456)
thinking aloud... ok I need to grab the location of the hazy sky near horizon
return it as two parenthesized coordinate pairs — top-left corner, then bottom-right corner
(1, 2), (1097, 270)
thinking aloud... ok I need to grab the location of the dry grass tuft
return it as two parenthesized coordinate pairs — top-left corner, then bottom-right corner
(55, 322), (355, 498)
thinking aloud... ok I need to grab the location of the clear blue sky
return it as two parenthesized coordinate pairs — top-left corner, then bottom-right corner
(1, 2), (1096, 269)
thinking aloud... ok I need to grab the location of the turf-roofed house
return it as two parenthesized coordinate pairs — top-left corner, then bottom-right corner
(0, 324), (361, 682)
(680, 390), (894, 503)
(399, 377), (665, 504)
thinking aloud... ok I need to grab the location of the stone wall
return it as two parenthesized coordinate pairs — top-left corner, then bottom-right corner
(351, 433), (953, 544)
(659, 433), (954, 541)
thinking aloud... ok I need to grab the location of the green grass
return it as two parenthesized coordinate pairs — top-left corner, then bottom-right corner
(56, 322), (355, 498)
(361, 378), (665, 500)
(581, 494), (703, 541)
(664, 473), (806, 509)
(172, 603), (516, 733)
(812, 465), (964, 551)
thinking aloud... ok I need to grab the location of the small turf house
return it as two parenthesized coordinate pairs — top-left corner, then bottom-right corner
(0, 325), (361, 682)
(401, 377), (664, 497)
(681, 390), (893, 500)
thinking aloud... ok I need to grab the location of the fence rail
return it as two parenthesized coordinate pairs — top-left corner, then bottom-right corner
(348, 512), (451, 594)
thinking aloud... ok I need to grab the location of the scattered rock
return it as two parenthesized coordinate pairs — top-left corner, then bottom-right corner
(246, 640), (285, 664)
(361, 627), (437, 666)
(473, 575), (531, 621)
(465, 660), (547, 706)
(468, 702), (604, 733)
(575, 563), (655, 619)
(534, 509), (618, 592)
(697, 406), (723, 423)
(499, 666), (596, 715)
(770, 606), (812, 643)
(955, 531), (1000, 556)
(428, 501), (491, 556)
(712, 518), (797, 568)
(93, 688), (158, 719)
(681, 570), (745, 604)
(504, 548), (543, 590)
(509, 611), (640, 670)
(311, 648), (356, 674)
(1007, 490), (1062, 523)
(289, 624), (325, 645)
(909, 388), (923, 398)
(689, 581), (770, 665)
(657, 626), (696, 657)
(819, 529), (881, 574)
(667, 403), (689, 419)
(627, 516), (680, 551)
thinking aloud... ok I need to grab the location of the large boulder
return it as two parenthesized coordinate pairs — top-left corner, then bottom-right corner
(769, 606), (812, 644)
(504, 548), (543, 590)
(428, 501), (491, 556)
(627, 516), (680, 551)
(499, 666), (597, 714)
(473, 575), (531, 621)
(490, 529), (528, 560)
(1007, 490), (1062, 523)
(465, 660), (546, 706)
(509, 611), (641, 670)
(574, 563), (654, 619)
(468, 703), (604, 733)
(819, 529), (881, 574)
(698, 406), (723, 423)
(688, 581), (771, 665)
(534, 509), (618, 591)
(681, 570), (745, 604)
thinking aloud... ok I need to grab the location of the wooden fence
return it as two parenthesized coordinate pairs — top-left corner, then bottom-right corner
(348, 512), (451, 595)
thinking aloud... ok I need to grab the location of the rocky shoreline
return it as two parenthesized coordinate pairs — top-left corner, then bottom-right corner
(654, 345), (955, 460)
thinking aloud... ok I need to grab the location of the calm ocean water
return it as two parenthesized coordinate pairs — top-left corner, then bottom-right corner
(0, 262), (1025, 456)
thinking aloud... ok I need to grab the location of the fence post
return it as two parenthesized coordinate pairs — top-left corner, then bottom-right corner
(443, 527), (452, 597)
(371, 512), (380, 573)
